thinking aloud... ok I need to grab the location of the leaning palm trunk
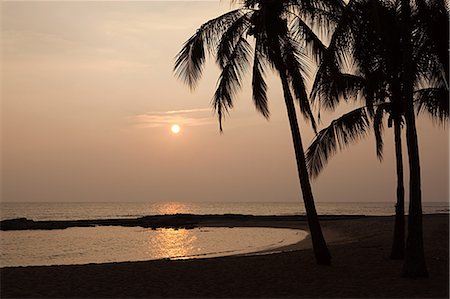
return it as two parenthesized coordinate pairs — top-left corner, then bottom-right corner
(390, 118), (405, 259)
(400, 0), (428, 277)
(280, 68), (331, 265)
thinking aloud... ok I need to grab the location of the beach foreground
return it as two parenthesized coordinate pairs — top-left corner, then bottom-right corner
(1, 214), (448, 298)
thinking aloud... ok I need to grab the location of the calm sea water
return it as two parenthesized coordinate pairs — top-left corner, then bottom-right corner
(1, 201), (448, 221)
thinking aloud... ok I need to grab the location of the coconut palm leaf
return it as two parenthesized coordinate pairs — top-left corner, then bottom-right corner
(306, 107), (370, 178)
(286, 0), (343, 15)
(373, 103), (389, 159)
(213, 37), (252, 131)
(281, 35), (317, 131)
(415, 87), (449, 123)
(414, 0), (449, 79)
(174, 9), (245, 89)
(216, 12), (252, 67)
(291, 14), (328, 63)
(252, 38), (269, 118)
(311, 69), (365, 110)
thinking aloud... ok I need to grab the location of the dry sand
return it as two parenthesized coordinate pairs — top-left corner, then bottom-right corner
(1, 214), (448, 298)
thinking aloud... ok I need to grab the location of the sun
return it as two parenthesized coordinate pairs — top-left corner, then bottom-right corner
(171, 124), (181, 134)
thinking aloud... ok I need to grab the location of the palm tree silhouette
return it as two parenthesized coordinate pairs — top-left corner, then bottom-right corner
(399, 0), (448, 278)
(173, 0), (342, 265)
(306, 92), (447, 259)
(305, 0), (447, 271)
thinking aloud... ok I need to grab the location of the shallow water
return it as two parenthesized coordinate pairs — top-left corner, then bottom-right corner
(0, 227), (307, 267)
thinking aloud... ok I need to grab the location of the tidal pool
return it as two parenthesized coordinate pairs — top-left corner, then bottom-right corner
(1, 226), (307, 267)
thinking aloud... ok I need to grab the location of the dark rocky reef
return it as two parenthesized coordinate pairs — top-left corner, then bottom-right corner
(0, 214), (366, 231)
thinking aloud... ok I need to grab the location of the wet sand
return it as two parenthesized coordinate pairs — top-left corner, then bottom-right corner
(1, 214), (448, 298)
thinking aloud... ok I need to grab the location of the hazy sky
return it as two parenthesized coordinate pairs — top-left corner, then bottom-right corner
(1, 1), (448, 203)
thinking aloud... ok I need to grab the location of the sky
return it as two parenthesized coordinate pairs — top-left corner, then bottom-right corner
(1, 1), (448, 203)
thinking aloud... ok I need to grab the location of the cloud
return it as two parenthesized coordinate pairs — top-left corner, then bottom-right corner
(133, 108), (215, 128)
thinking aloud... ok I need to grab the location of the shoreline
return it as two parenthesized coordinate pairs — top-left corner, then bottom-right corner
(1, 214), (448, 298)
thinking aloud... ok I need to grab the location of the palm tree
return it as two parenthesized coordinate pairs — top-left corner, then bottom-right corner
(305, 0), (448, 270)
(306, 87), (447, 259)
(307, 106), (407, 260)
(173, 0), (343, 265)
(398, 0), (448, 278)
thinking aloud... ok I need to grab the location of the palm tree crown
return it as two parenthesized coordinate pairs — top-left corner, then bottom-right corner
(174, 0), (344, 130)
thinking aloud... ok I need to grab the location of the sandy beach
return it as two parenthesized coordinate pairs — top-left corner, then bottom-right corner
(1, 214), (448, 298)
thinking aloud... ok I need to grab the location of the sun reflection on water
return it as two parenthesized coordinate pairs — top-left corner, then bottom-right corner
(157, 202), (192, 215)
(152, 228), (197, 259)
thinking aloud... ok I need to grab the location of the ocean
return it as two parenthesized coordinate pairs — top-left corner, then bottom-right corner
(1, 201), (448, 267)
(1, 201), (448, 221)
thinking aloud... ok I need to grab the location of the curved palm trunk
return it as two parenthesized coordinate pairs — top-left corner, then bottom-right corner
(390, 118), (405, 259)
(400, 0), (428, 277)
(279, 70), (331, 265)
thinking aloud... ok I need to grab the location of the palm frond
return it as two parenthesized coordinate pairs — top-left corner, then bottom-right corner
(311, 67), (365, 110)
(174, 9), (245, 89)
(310, 0), (365, 110)
(252, 38), (269, 118)
(415, 87), (449, 123)
(281, 35), (317, 131)
(373, 103), (387, 160)
(288, 3), (342, 48)
(414, 0), (449, 79)
(288, 0), (345, 21)
(174, 34), (206, 90)
(212, 37), (252, 131)
(361, 70), (390, 116)
(306, 107), (370, 178)
(326, 0), (361, 56)
(291, 15), (327, 64)
(216, 12), (252, 67)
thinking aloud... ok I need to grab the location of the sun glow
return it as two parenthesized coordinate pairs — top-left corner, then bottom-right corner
(171, 124), (181, 134)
